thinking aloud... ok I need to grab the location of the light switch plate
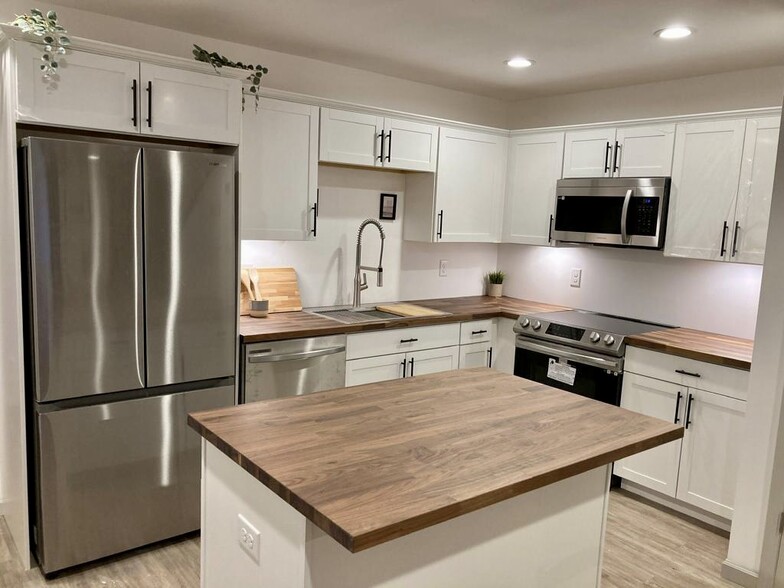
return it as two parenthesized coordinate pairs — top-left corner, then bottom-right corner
(238, 513), (261, 563)
(570, 268), (582, 288)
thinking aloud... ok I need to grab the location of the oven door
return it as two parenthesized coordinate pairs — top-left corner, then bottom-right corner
(514, 338), (623, 405)
(553, 178), (669, 248)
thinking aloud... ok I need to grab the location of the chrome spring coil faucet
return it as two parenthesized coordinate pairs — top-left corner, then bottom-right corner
(353, 218), (385, 309)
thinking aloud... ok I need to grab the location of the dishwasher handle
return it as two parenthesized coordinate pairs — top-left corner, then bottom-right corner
(248, 345), (346, 363)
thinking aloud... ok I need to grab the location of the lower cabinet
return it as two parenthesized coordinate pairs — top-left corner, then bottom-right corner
(458, 342), (493, 369)
(614, 358), (747, 520)
(345, 347), (458, 387)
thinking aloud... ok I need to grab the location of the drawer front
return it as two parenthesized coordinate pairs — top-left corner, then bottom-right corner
(346, 323), (460, 360)
(625, 347), (749, 401)
(460, 319), (495, 345)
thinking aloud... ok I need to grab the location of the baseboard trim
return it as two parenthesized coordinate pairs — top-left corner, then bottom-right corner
(620, 481), (731, 533)
(721, 559), (758, 587)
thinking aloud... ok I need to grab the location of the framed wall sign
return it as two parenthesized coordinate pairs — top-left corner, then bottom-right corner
(379, 193), (398, 220)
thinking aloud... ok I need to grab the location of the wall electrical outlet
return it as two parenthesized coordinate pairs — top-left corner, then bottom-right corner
(570, 268), (582, 288)
(237, 514), (260, 563)
(439, 260), (448, 277)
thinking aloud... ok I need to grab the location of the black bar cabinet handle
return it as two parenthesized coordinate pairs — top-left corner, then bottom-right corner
(548, 214), (554, 242)
(731, 221), (740, 257)
(409, 357), (415, 377)
(487, 347), (493, 368)
(310, 203), (318, 237)
(400, 338), (418, 344)
(377, 129), (385, 162)
(675, 369), (701, 378)
(720, 221), (728, 256)
(401, 359), (407, 378)
(472, 330), (488, 335)
(386, 130), (392, 162)
(146, 81), (152, 128)
(437, 210), (444, 239)
(604, 142), (611, 173)
(613, 141), (620, 173)
(684, 393), (694, 429)
(674, 391), (683, 424)
(131, 79), (138, 126)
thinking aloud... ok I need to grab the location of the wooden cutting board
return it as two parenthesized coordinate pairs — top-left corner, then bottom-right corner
(240, 267), (302, 315)
(375, 303), (449, 318)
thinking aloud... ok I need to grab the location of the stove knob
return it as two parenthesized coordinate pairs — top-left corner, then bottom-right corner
(532, 320), (542, 331)
(603, 334), (616, 346)
(520, 317), (530, 328)
(589, 332), (601, 343)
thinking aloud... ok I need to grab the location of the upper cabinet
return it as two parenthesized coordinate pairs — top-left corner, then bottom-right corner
(240, 98), (319, 241)
(503, 131), (564, 246)
(562, 124), (675, 178)
(665, 117), (778, 264)
(15, 42), (242, 145)
(404, 127), (507, 243)
(319, 108), (438, 171)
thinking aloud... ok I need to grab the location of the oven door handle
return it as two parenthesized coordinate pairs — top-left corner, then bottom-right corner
(620, 188), (633, 244)
(515, 337), (623, 372)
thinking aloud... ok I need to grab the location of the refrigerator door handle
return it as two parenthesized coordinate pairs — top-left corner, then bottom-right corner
(134, 149), (146, 387)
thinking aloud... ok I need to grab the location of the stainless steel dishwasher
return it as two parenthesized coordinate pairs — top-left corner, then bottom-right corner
(242, 335), (347, 403)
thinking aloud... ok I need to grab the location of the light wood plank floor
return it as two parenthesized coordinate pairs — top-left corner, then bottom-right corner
(1, 490), (737, 587)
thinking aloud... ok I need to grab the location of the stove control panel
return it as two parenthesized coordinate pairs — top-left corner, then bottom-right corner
(513, 315), (625, 356)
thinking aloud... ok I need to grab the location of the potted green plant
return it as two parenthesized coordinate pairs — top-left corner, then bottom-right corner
(487, 270), (506, 298)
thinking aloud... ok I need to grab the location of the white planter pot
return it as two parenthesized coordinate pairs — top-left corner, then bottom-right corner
(487, 283), (503, 298)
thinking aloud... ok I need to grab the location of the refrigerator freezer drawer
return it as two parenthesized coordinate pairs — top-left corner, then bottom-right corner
(34, 384), (234, 574)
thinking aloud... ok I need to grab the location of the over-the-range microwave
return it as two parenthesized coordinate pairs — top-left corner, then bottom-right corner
(552, 177), (671, 249)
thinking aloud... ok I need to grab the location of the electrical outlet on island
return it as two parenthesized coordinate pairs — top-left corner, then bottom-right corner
(570, 268), (582, 288)
(439, 260), (448, 277)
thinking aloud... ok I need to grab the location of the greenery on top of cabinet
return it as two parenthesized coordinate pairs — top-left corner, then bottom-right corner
(192, 44), (268, 109)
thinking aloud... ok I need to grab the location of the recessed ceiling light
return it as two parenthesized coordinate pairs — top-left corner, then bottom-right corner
(506, 57), (534, 68)
(654, 26), (694, 40)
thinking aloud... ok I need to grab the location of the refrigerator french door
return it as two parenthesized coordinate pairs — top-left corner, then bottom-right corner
(21, 137), (237, 574)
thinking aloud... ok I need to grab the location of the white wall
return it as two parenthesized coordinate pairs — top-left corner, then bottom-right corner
(511, 66), (784, 129)
(0, 1), (510, 129)
(241, 166), (498, 307)
(497, 244), (763, 339)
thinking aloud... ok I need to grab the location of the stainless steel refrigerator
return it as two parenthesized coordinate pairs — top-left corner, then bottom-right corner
(19, 137), (237, 574)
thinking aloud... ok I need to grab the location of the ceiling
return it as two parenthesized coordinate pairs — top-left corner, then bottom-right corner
(53, 0), (784, 101)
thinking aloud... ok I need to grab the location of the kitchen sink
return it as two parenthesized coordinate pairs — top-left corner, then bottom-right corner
(308, 307), (405, 324)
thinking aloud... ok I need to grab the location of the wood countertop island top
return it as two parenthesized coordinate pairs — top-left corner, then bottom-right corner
(189, 368), (683, 553)
(239, 295), (568, 343)
(627, 328), (753, 370)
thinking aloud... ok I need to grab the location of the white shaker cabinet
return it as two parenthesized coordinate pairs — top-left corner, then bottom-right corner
(615, 123), (676, 177)
(730, 116), (780, 264)
(240, 98), (319, 240)
(665, 119), (747, 261)
(16, 42), (139, 134)
(676, 389), (746, 520)
(562, 127), (616, 178)
(503, 132), (564, 246)
(319, 108), (438, 171)
(458, 342), (493, 369)
(139, 63), (241, 144)
(345, 353), (406, 387)
(408, 347), (459, 377)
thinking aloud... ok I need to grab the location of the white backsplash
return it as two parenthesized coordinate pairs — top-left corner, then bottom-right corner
(240, 165), (499, 307)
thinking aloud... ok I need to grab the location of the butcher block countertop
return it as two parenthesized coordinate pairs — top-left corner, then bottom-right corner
(239, 295), (567, 343)
(627, 328), (754, 371)
(189, 368), (683, 553)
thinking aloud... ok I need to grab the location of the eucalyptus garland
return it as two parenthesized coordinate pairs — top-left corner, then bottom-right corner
(193, 44), (268, 110)
(8, 8), (71, 79)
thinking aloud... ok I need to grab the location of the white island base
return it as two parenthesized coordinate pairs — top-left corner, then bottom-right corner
(200, 441), (612, 588)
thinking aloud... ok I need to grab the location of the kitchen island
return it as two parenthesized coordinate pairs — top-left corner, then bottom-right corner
(189, 368), (682, 587)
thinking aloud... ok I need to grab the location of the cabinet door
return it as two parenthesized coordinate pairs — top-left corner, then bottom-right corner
(383, 118), (438, 171)
(676, 389), (746, 519)
(140, 63), (241, 144)
(562, 127), (616, 178)
(16, 42), (140, 134)
(458, 342), (493, 369)
(436, 128), (507, 242)
(665, 119), (746, 260)
(346, 353), (406, 387)
(614, 373), (684, 497)
(731, 116), (781, 265)
(240, 98), (319, 240)
(319, 108), (383, 166)
(493, 318), (517, 375)
(616, 123), (675, 177)
(408, 347), (459, 377)
(503, 132), (564, 246)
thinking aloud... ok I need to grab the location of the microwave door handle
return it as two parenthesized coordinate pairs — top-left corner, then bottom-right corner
(620, 188), (633, 244)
